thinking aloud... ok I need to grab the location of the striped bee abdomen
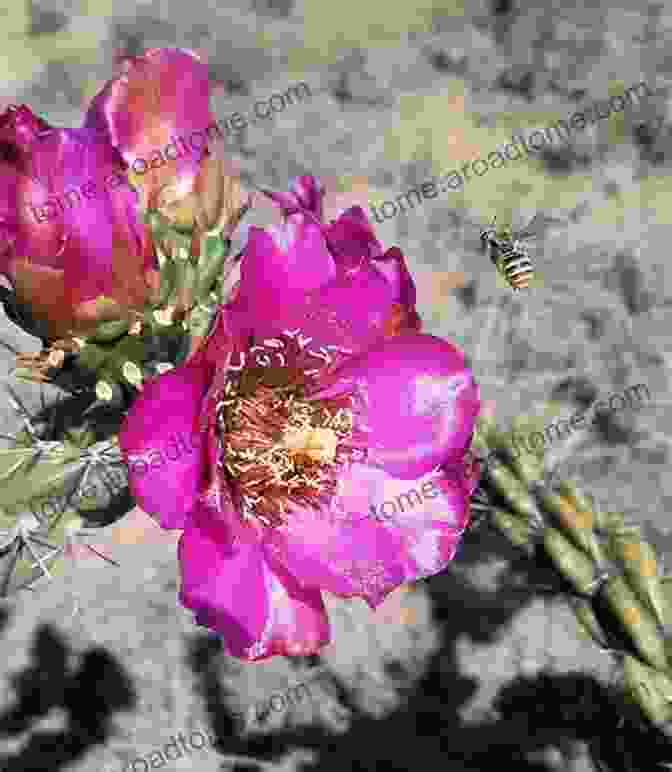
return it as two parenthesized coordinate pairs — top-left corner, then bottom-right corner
(498, 246), (534, 290)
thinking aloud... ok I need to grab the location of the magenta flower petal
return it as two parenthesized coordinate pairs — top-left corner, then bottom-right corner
(120, 362), (212, 529)
(232, 259), (397, 358)
(324, 205), (385, 267)
(0, 104), (51, 152)
(234, 177), (421, 345)
(179, 502), (330, 660)
(292, 174), (324, 218)
(236, 218), (336, 307)
(84, 48), (214, 198)
(34, 130), (151, 301)
(372, 246), (417, 308)
(256, 174), (324, 220)
(266, 465), (472, 604)
(0, 104), (156, 339)
(313, 332), (480, 480)
(263, 507), (408, 606)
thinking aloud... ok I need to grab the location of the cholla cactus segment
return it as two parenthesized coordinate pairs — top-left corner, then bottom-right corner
(186, 302), (217, 338)
(0, 505), (101, 597)
(0, 442), (84, 515)
(78, 341), (111, 372)
(543, 526), (601, 597)
(0, 447), (41, 491)
(571, 598), (611, 649)
(489, 508), (536, 556)
(557, 480), (596, 515)
(143, 209), (192, 250)
(623, 655), (672, 728)
(0, 434), (123, 598)
(156, 252), (178, 307)
(601, 576), (668, 671)
(79, 333), (148, 392)
(86, 317), (131, 344)
(608, 532), (668, 629)
(508, 450), (545, 488)
(0, 510), (40, 551)
(661, 577), (672, 627)
(196, 234), (230, 299)
(486, 462), (544, 524)
(168, 258), (198, 313)
(473, 413), (672, 733)
(535, 489), (605, 567)
(64, 428), (98, 449)
(595, 509), (627, 535)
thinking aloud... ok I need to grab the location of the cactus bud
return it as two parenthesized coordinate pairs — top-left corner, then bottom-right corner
(64, 428), (97, 449)
(622, 655), (672, 728)
(556, 481), (595, 515)
(88, 318), (130, 344)
(486, 462), (543, 524)
(595, 509), (625, 534)
(157, 255), (178, 307)
(571, 598), (610, 649)
(543, 526), (600, 597)
(610, 533), (667, 629)
(510, 451), (545, 487)
(601, 576), (668, 671)
(490, 508), (536, 556)
(196, 234), (231, 300)
(77, 342), (110, 372)
(537, 490), (604, 566)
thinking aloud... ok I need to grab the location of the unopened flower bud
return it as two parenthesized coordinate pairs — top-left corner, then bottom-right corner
(156, 155), (245, 238)
(156, 176), (198, 231)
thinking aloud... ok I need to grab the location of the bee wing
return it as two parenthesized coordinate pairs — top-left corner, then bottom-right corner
(514, 212), (547, 240)
(515, 212), (569, 240)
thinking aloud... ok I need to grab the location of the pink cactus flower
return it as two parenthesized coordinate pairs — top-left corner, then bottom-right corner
(0, 104), (158, 341)
(120, 175), (481, 661)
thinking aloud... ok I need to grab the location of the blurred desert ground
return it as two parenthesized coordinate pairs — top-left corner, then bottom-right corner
(1, 0), (672, 770)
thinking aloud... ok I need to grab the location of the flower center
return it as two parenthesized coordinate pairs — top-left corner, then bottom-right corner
(215, 333), (361, 527)
(282, 425), (339, 464)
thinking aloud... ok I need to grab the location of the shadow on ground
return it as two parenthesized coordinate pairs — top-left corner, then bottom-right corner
(0, 608), (136, 771)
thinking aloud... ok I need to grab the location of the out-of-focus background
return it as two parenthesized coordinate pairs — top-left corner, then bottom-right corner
(1, 1), (672, 770)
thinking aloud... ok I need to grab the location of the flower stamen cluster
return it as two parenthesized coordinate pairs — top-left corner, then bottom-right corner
(216, 334), (357, 527)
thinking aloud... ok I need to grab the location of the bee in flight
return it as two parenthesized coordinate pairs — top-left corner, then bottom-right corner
(479, 215), (538, 292)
